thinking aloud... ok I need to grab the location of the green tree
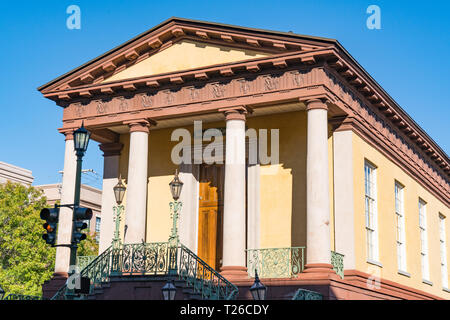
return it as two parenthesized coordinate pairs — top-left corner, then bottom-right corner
(77, 232), (99, 257)
(0, 181), (55, 296)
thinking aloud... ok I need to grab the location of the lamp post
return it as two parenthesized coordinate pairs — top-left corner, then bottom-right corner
(250, 269), (267, 300)
(161, 279), (177, 300)
(168, 170), (183, 275)
(168, 170), (183, 244)
(67, 122), (91, 299)
(110, 176), (126, 275)
(112, 175), (126, 247)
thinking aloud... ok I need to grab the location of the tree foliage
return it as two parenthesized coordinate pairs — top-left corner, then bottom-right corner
(78, 232), (99, 257)
(0, 182), (55, 296)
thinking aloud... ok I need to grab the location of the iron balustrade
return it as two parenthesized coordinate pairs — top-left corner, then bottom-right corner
(292, 288), (323, 300)
(76, 255), (97, 271)
(331, 250), (345, 278)
(246, 247), (345, 279)
(178, 243), (238, 300)
(246, 247), (305, 278)
(2, 294), (45, 300)
(51, 242), (238, 300)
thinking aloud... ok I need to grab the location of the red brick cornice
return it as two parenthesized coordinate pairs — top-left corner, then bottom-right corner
(58, 128), (75, 141)
(124, 119), (155, 133)
(219, 106), (250, 121)
(99, 142), (124, 157)
(306, 99), (328, 111)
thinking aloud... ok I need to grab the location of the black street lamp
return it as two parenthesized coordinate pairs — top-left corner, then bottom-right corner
(250, 269), (267, 300)
(162, 279), (176, 300)
(0, 284), (5, 300)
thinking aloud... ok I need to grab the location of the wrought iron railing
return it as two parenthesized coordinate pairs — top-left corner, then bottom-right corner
(292, 288), (323, 300)
(51, 242), (238, 300)
(246, 247), (305, 278)
(331, 251), (344, 278)
(247, 247), (345, 279)
(3, 293), (45, 300)
(178, 244), (238, 300)
(76, 255), (97, 271)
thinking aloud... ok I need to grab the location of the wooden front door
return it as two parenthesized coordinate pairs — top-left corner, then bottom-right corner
(197, 164), (224, 270)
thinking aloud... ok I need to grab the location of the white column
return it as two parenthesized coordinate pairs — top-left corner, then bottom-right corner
(54, 130), (77, 275)
(98, 142), (123, 253)
(220, 107), (248, 279)
(333, 128), (355, 269)
(178, 163), (200, 252)
(124, 121), (150, 244)
(305, 99), (332, 269)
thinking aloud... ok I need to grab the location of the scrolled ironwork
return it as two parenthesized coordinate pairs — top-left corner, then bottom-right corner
(292, 288), (323, 300)
(51, 241), (238, 300)
(3, 293), (45, 300)
(246, 247), (305, 278)
(331, 251), (345, 279)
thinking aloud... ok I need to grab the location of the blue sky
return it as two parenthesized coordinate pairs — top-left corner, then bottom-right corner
(0, 0), (449, 188)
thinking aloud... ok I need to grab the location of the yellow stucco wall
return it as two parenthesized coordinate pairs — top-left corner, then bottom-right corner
(247, 112), (307, 249)
(103, 39), (270, 83)
(352, 132), (450, 298)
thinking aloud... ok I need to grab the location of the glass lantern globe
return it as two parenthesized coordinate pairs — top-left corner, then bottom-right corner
(161, 280), (176, 300)
(73, 122), (91, 154)
(113, 175), (126, 205)
(169, 170), (183, 201)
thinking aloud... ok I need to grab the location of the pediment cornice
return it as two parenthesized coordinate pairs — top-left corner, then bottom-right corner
(38, 18), (333, 95)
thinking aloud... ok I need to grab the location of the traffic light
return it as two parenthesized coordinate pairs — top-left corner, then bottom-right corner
(40, 206), (60, 245)
(73, 207), (93, 243)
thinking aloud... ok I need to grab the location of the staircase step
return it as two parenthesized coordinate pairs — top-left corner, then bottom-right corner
(189, 293), (202, 300)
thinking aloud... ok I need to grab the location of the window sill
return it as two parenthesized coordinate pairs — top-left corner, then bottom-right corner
(398, 270), (410, 278)
(367, 259), (383, 268)
(422, 279), (433, 286)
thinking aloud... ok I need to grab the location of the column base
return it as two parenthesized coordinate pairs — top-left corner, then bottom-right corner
(220, 266), (248, 282)
(296, 263), (340, 280)
(42, 272), (68, 299)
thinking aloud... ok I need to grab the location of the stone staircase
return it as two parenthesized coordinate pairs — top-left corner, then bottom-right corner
(51, 242), (238, 300)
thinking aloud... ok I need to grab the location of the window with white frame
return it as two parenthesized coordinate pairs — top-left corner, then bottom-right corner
(439, 214), (448, 289)
(364, 161), (379, 261)
(395, 182), (407, 272)
(419, 199), (430, 281)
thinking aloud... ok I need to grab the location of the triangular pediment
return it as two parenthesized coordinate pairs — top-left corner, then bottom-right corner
(38, 17), (336, 94)
(102, 39), (271, 83)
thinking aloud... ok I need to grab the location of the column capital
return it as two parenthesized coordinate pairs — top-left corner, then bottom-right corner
(219, 106), (251, 121)
(99, 142), (124, 157)
(58, 128), (75, 141)
(305, 99), (328, 111)
(124, 119), (156, 133)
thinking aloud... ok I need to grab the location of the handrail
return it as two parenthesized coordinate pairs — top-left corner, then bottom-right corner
(51, 242), (239, 300)
(178, 243), (238, 300)
(51, 245), (113, 300)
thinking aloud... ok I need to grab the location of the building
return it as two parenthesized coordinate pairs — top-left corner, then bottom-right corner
(0, 161), (34, 185)
(37, 183), (102, 238)
(38, 18), (449, 300)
